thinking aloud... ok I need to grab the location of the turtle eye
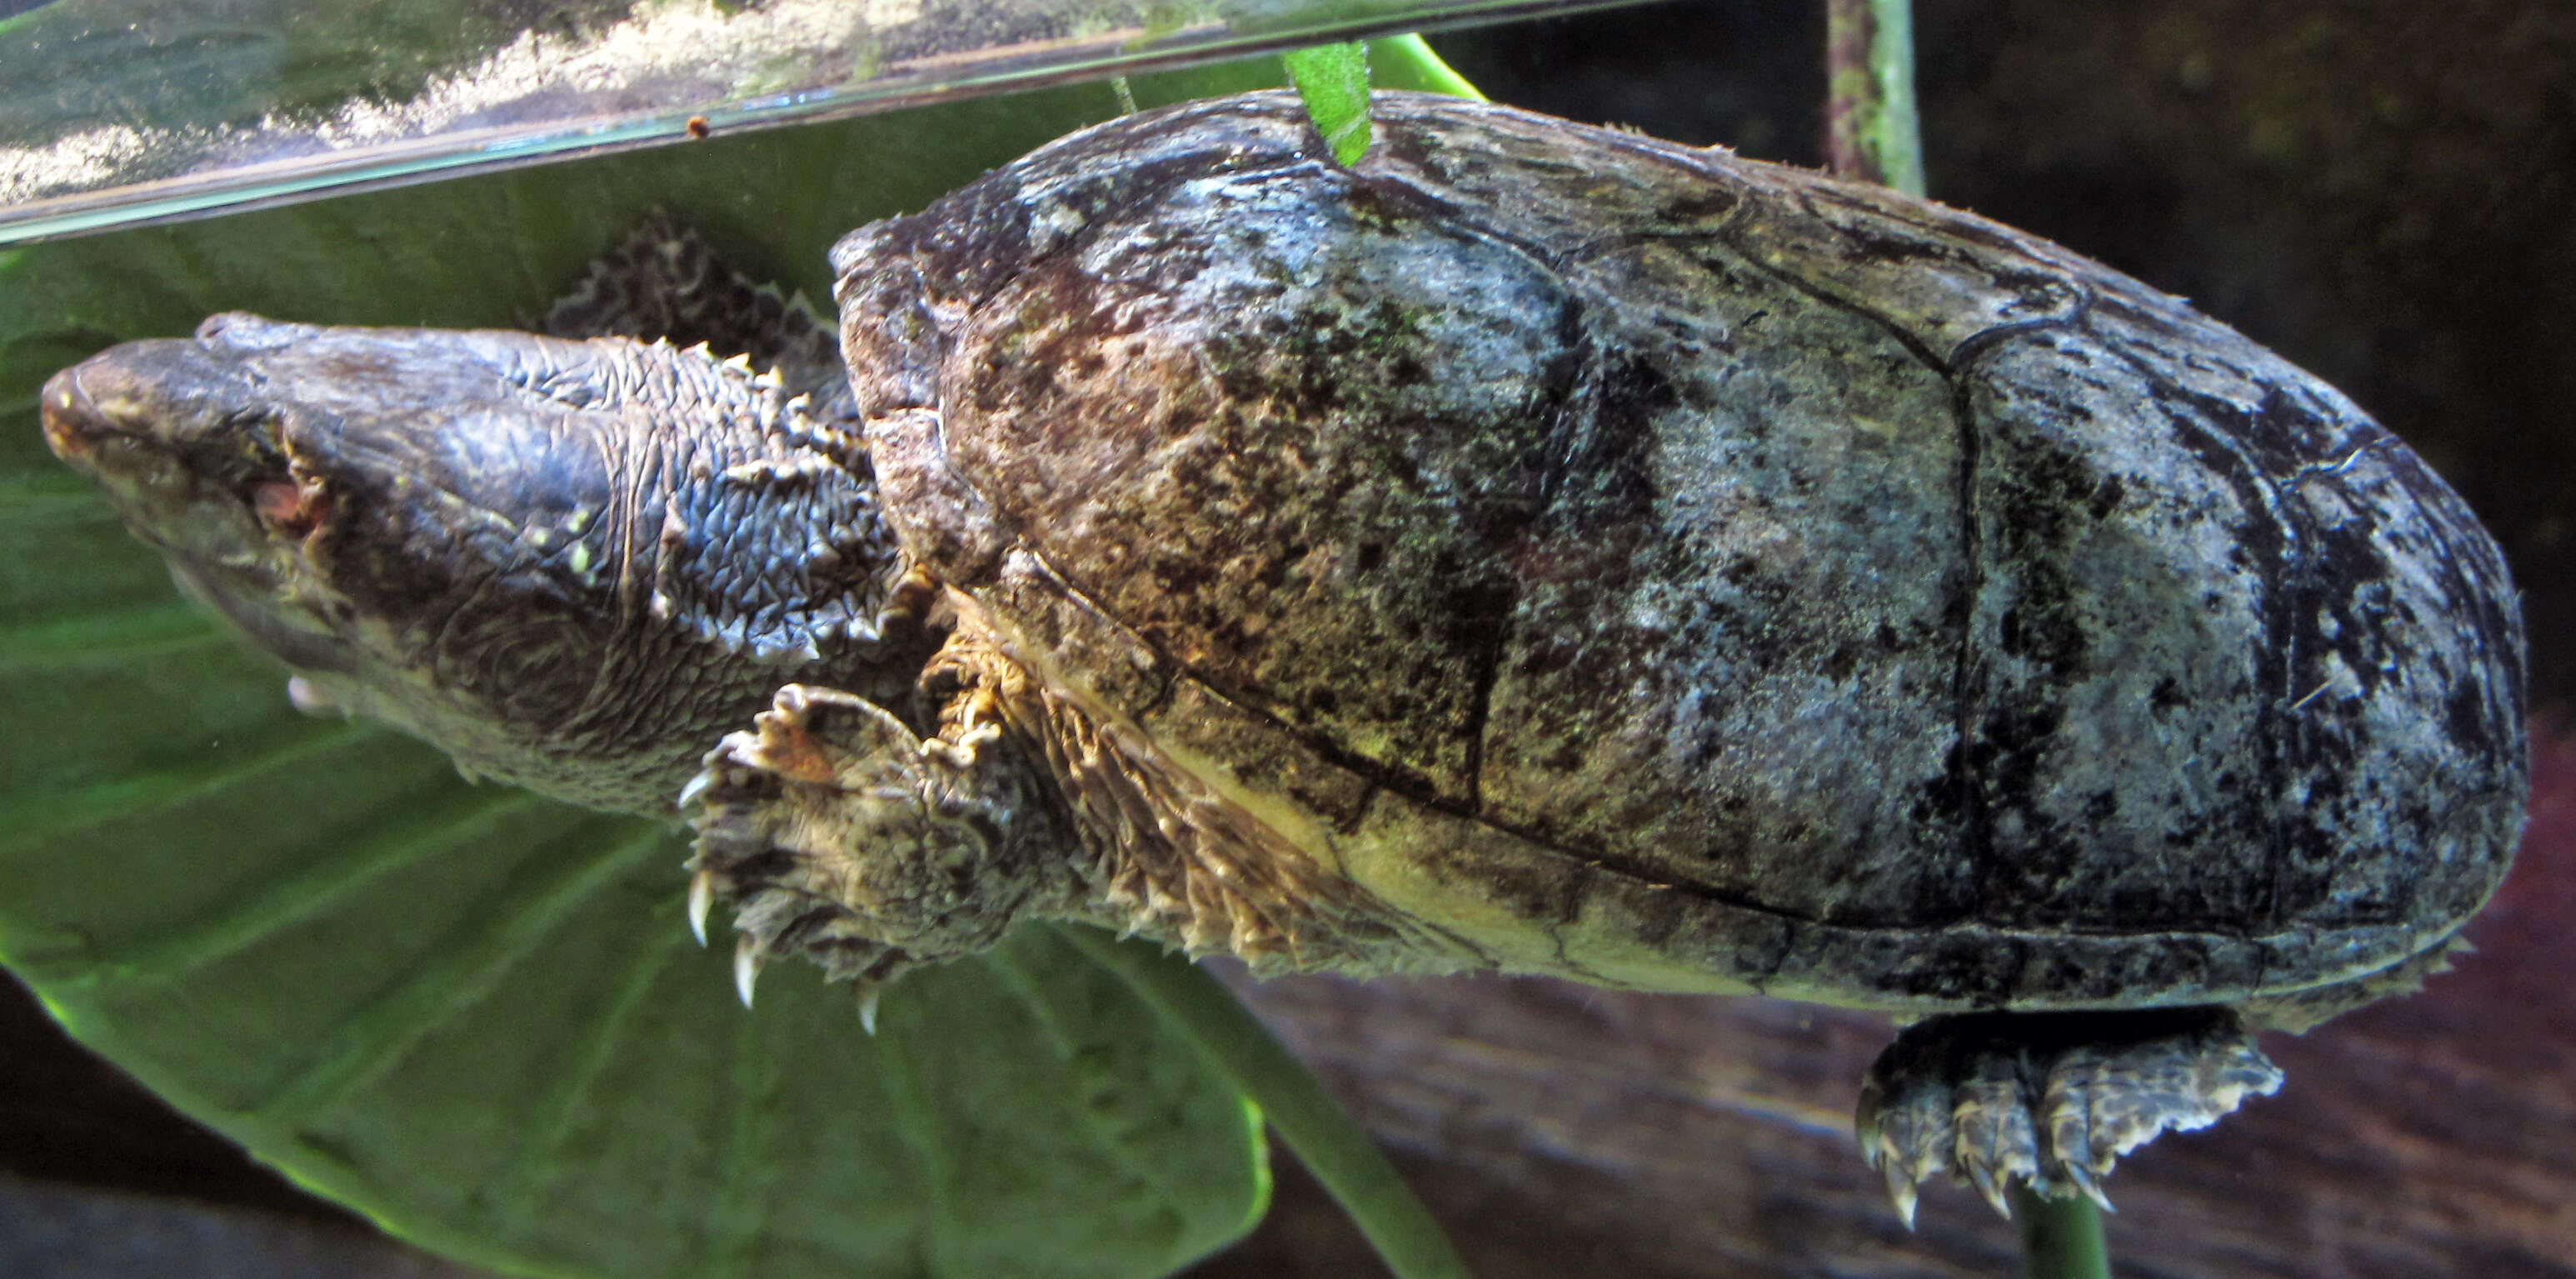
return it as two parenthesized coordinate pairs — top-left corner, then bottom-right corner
(251, 478), (332, 540)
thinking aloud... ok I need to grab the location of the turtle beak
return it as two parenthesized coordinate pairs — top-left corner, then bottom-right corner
(37, 361), (127, 472)
(38, 357), (211, 530)
(39, 341), (241, 503)
(42, 342), (363, 677)
(38, 363), (112, 467)
(40, 335), (304, 536)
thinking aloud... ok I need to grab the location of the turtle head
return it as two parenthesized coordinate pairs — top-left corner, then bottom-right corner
(42, 312), (906, 814)
(43, 314), (371, 679)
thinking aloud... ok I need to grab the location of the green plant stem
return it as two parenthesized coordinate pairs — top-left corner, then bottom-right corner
(1828, 14), (2107, 1275)
(1053, 924), (1471, 1279)
(1825, 0), (1925, 195)
(2014, 1185), (2111, 1279)
(1830, 10), (2109, 1271)
(1372, 34), (1485, 101)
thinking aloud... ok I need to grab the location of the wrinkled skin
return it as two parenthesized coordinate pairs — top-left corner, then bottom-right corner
(42, 91), (2527, 1222)
(39, 312), (919, 813)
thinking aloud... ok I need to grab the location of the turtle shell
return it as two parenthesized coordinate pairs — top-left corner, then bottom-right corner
(831, 92), (2526, 1011)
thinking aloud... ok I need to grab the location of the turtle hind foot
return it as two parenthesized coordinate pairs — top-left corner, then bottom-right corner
(1854, 1007), (2284, 1227)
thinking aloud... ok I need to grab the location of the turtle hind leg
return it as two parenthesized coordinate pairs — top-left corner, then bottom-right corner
(1854, 1007), (2284, 1225)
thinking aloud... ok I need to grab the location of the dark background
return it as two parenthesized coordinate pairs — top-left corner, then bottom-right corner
(6, 1), (2572, 1275)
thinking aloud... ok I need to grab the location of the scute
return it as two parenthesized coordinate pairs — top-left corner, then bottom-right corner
(833, 92), (2524, 1007)
(935, 176), (1583, 807)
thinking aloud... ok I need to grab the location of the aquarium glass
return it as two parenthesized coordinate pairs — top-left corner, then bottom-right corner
(0, 0), (1640, 244)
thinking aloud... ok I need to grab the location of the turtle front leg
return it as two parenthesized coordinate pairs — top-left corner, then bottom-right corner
(681, 681), (1078, 1025)
(1854, 1007), (2284, 1225)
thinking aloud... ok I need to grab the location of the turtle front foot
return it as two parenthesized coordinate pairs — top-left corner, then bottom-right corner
(680, 682), (1065, 1022)
(1854, 1007), (2283, 1226)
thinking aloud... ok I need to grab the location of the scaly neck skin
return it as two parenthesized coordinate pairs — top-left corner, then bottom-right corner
(42, 314), (927, 820)
(312, 330), (932, 816)
(489, 335), (931, 815)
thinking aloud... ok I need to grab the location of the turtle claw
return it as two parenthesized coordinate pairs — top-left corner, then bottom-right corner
(1855, 1072), (1954, 1229)
(686, 867), (718, 947)
(1964, 1159), (2012, 1220)
(1855, 1008), (2281, 1223)
(1878, 1156), (1920, 1230)
(676, 767), (716, 812)
(734, 934), (766, 1008)
(1951, 1057), (2039, 1213)
(2062, 1158), (2115, 1214)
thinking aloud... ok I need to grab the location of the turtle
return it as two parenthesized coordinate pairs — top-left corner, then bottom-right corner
(36, 90), (2527, 1223)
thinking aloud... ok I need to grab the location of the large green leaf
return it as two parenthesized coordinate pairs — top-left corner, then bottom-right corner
(0, 42), (1468, 1279)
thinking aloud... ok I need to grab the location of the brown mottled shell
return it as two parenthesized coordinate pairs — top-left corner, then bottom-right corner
(830, 92), (2525, 1012)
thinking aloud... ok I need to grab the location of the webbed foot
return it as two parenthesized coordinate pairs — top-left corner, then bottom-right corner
(680, 682), (1069, 1020)
(1854, 1007), (2283, 1225)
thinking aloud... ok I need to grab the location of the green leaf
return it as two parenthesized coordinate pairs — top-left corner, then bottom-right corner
(1056, 927), (1468, 1279)
(0, 42), (1486, 1279)
(1284, 42), (1373, 166)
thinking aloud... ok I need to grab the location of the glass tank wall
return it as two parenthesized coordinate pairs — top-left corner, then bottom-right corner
(0, 0), (1635, 243)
